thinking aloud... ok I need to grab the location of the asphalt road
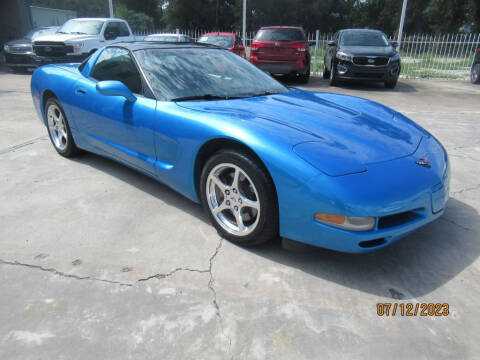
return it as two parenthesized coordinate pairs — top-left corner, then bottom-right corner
(1, 66), (479, 359)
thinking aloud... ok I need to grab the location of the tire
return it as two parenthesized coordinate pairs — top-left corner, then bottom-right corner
(471, 63), (480, 84)
(299, 63), (310, 84)
(329, 61), (337, 86)
(44, 97), (79, 157)
(200, 150), (278, 246)
(384, 77), (398, 89)
(322, 59), (330, 79)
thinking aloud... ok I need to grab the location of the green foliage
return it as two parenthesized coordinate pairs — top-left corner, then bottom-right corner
(29, 0), (480, 34)
(114, 2), (154, 32)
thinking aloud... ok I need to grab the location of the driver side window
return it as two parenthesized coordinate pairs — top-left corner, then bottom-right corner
(90, 47), (142, 95)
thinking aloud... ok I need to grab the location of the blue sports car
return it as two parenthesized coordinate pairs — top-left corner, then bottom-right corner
(30, 42), (450, 253)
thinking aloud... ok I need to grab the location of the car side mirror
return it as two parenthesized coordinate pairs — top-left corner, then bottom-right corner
(96, 81), (136, 102)
(104, 30), (118, 40)
(327, 40), (336, 46)
(391, 41), (399, 48)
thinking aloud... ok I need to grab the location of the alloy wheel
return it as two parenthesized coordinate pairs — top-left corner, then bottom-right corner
(206, 163), (260, 236)
(47, 103), (68, 151)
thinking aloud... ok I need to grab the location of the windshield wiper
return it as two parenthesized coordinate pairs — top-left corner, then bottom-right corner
(249, 91), (284, 98)
(172, 94), (239, 102)
(70, 31), (87, 35)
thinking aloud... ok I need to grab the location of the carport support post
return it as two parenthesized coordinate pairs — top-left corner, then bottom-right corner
(242, 0), (247, 46)
(313, 30), (319, 75)
(397, 0), (408, 49)
(108, 0), (113, 17)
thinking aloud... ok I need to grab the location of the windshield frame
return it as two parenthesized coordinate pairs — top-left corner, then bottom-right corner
(132, 46), (289, 101)
(58, 19), (105, 35)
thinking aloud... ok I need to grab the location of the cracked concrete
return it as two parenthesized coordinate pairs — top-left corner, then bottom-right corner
(1, 67), (480, 359)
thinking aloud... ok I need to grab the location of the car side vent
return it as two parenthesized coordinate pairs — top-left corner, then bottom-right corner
(378, 210), (423, 229)
(359, 238), (386, 248)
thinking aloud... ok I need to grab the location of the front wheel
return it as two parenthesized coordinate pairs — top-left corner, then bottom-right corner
(322, 59), (330, 79)
(329, 61), (337, 86)
(200, 150), (278, 246)
(384, 77), (398, 89)
(45, 97), (79, 157)
(471, 63), (480, 84)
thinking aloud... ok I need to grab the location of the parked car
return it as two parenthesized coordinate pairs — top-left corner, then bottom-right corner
(31, 18), (135, 66)
(144, 33), (193, 42)
(250, 26), (310, 83)
(323, 29), (401, 88)
(3, 26), (58, 71)
(31, 42), (449, 253)
(197, 32), (246, 58)
(471, 47), (480, 84)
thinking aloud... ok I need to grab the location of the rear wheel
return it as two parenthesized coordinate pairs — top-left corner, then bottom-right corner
(471, 63), (480, 84)
(45, 97), (79, 157)
(200, 150), (278, 246)
(299, 63), (310, 84)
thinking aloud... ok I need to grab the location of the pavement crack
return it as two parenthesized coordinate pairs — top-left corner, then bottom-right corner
(137, 267), (209, 282)
(207, 238), (232, 357)
(451, 184), (480, 196)
(439, 217), (475, 232)
(0, 259), (132, 286)
(0, 136), (48, 155)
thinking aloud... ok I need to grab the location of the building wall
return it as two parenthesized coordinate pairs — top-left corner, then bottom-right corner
(0, 0), (32, 47)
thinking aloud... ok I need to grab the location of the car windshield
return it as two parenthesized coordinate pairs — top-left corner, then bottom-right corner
(145, 35), (179, 42)
(135, 48), (288, 101)
(197, 35), (234, 48)
(254, 29), (304, 42)
(341, 32), (389, 46)
(58, 19), (104, 35)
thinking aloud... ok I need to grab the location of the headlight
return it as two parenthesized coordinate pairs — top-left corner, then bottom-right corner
(70, 42), (84, 53)
(3, 44), (10, 53)
(336, 51), (352, 62)
(315, 213), (375, 231)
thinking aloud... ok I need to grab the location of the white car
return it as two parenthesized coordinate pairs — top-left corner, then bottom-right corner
(144, 33), (193, 43)
(31, 18), (135, 65)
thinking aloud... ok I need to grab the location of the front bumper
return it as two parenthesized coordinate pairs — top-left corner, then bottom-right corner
(335, 60), (400, 81)
(250, 57), (308, 75)
(32, 53), (88, 66)
(5, 52), (36, 67)
(278, 135), (449, 253)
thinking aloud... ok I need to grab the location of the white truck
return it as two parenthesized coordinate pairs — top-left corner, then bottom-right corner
(31, 18), (135, 66)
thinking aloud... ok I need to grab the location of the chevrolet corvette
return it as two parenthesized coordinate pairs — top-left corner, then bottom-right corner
(30, 42), (450, 253)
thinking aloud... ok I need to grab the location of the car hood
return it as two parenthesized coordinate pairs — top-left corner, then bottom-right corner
(340, 45), (396, 57)
(178, 89), (424, 176)
(33, 33), (98, 43)
(6, 37), (31, 46)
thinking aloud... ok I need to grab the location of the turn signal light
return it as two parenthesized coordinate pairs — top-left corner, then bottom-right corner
(315, 213), (375, 231)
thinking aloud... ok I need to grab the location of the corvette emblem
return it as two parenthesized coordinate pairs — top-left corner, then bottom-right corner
(416, 157), (431, 168)
(275, 42), (280, 46)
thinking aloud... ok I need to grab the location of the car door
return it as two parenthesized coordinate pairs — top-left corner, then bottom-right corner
(71, 47), (157, 174)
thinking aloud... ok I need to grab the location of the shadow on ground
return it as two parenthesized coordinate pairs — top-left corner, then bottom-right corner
(246, 197), (479, 300)
(72, 151), (479, 301)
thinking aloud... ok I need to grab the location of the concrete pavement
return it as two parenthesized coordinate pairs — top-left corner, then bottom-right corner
(1, 67), (479, 359)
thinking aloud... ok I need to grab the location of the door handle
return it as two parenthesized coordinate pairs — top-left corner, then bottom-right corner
(75, 88), (87, 95)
